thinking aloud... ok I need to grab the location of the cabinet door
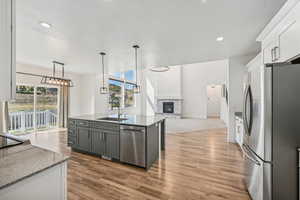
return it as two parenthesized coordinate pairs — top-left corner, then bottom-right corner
(68, 128), (77, 147)
(68, 128), (76, 137)
(67, 128), (75, 146)
(91, 129), (106, 155)
(105, 131), (120, 160)
(279, 19), (300, 62)
(76, 127), (91, 152)
(0, 0), (15, 101)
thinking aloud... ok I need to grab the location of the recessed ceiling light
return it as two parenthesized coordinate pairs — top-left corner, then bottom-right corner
(39, 21), (52, 29)
(216, 37), (224, 42)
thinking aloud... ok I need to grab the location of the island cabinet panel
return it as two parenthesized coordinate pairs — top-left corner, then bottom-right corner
(76, 120), (90, 127)
(91, 129), (106, 156)
(67, 128), (77, 147)
(67, 117), (162, 169)
(76, 127), (92, 152)
(68, 119), (76, 127)
(93, 122), (119, 131)
(105, 131), (120, 160)
(146, 123), (159, 169)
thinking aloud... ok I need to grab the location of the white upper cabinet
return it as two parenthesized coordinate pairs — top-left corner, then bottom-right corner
(278, 4), (300, 62)
(0, 0), (16, 101)
(258, 0), (300, 64)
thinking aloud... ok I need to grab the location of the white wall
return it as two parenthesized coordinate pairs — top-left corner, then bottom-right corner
(182, 59), (228, 119)
(139, 60), (228, 120)
(156, 66), (182, 99)
(220, 97), (228, 125)
(78, 74), (97, 115)
(140, 69), (157, 116)
(227, 54), (255, 142)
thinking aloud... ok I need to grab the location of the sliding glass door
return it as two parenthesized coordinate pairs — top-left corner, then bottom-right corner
(36, 87), (59, 131)
(8, 85), (35, 133)
(8, 84), (59, 135)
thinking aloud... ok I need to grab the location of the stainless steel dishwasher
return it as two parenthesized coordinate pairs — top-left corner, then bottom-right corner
(120, 125), (146, 167)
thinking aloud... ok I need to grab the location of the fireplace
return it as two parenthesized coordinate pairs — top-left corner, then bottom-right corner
(163, 102), (174, 113)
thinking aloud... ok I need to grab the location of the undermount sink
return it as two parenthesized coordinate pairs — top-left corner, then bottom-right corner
(98, 117), (127, 121)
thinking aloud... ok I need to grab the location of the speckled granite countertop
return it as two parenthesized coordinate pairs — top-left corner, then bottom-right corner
(0, 142), (69, 189)
(69, 114), (166, 127)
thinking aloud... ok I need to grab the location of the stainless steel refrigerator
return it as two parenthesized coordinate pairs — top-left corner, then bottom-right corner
(243, 61), (300, 200)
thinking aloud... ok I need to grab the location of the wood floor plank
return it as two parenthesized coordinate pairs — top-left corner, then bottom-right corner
(26, 128), (250, 200)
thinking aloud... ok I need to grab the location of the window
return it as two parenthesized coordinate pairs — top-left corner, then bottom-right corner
(109, 79), (122, 108)
(125, 83), (135, 107)
(109, 70), (136, 108)
(8, 84), (59, 135)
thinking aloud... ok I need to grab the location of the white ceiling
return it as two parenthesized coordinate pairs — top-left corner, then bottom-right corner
(16, 0), (287, 74)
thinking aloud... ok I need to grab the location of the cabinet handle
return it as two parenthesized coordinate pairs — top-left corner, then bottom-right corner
(271, 48), (274, 62)
(274, 46), (279, 61)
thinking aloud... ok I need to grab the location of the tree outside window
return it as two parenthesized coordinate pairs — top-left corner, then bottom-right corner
(109, 70), (136, 109)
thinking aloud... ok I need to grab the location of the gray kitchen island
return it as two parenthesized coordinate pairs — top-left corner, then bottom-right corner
(68, 114), (166, 169)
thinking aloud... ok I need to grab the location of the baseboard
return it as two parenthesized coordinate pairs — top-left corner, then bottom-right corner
(181, 115), (207, 119)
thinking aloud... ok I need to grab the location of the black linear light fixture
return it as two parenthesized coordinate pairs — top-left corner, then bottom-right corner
(40, 61), (74, 87)
(133, 45), (141, 94)
(99, 52), (108, 94)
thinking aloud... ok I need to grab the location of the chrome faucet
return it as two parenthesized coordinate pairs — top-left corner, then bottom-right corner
(110, 99), (122, 119)
(117, 106), (122, 119)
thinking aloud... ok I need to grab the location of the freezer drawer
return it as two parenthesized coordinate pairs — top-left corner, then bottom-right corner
(243, 144), (271, 200)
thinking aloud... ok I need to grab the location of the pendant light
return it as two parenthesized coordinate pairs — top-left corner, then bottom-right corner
(133, 45), (141, 94)
(40, 61), (74, 87)
(99, 52), (108, 94)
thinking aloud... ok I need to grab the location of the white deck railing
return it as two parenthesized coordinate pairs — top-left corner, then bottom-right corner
(9, 110), (57, 131)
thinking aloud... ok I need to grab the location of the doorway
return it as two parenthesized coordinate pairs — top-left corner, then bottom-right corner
(8, 84), (60, 135)
(206, 84), (222, 118)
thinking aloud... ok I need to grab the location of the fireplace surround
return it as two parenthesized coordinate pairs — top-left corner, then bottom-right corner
(156, 98), (182, 118)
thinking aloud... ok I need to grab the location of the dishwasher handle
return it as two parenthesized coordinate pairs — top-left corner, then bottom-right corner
(121, 129), (145, 133)
(120, 125), (145, 133)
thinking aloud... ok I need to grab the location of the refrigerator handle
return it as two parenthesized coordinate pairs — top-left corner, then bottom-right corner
(243, 85), (253, 135)
(243, 85), (250, 135)
(248, 85), (254, 134)
(242, 144), (261, 166)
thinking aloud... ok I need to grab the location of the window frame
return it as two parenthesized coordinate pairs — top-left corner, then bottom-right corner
(108, 70), (136, 109)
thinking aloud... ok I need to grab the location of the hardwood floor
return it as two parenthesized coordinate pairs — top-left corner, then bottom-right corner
(26, 128), (250, 200)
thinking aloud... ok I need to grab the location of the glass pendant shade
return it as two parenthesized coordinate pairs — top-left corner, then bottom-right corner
(133, 45), (141, 94)
(99, 52), (108, 94)
(100, 86), (108, 94)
